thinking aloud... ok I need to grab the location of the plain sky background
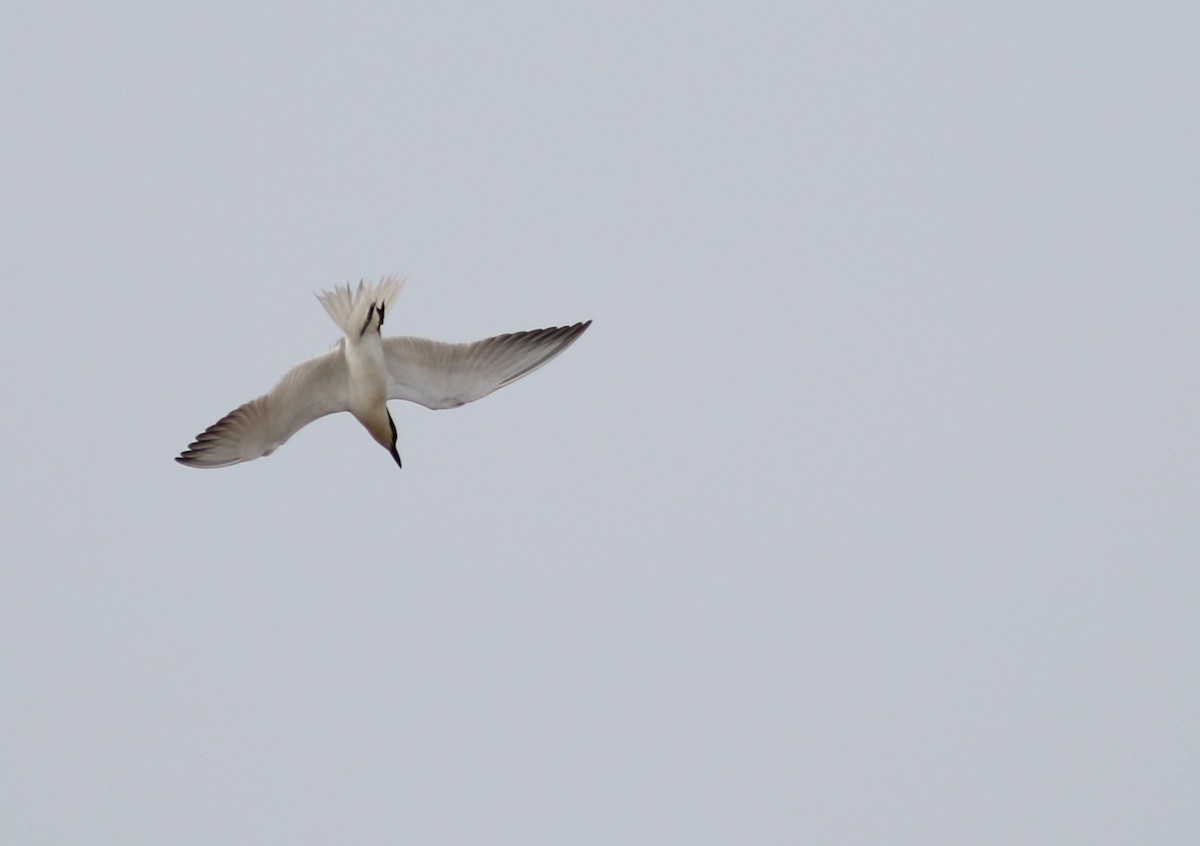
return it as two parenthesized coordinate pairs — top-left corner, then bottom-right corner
(2, 2), (1197, 843)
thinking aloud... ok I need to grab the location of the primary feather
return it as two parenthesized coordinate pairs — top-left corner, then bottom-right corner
(383, 322), (592, 409)
(176, 348), (348, 468)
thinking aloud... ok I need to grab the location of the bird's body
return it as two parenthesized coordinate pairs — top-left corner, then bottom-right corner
(331, 283), (398, 464)
(177, 277), (590, 469)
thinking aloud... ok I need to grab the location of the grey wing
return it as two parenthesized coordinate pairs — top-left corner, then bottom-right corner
(382, 321), (591, 409)
(176, 347), (350, 468)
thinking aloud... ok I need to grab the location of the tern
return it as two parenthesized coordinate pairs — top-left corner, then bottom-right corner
(176, 276), (590, 469)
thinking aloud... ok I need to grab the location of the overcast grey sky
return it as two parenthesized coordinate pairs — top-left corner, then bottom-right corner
(2, 2), (1198, 844)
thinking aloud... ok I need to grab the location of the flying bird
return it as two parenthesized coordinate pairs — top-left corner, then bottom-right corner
(176, 277), (590, 469)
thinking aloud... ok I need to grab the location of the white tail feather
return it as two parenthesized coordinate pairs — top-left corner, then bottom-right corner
(315, 276), (406, 338)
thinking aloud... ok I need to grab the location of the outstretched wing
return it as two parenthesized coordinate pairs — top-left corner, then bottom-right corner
(382, 321), (591, 410)
(176, 347), (350, 468)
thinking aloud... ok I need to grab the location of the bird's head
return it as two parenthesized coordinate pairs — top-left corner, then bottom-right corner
(363, 407), (402, 469)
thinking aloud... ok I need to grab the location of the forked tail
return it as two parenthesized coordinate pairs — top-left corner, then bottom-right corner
(316, 276), (406, 338)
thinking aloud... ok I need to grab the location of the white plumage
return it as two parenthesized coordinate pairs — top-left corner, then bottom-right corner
(177, 277), (590, 468)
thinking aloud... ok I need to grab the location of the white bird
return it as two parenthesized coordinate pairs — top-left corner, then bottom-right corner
(177, 276), (590, 469)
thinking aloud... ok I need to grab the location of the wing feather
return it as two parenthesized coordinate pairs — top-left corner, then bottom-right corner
(382, 321), (591, 410)
(176, 347), (350, 468)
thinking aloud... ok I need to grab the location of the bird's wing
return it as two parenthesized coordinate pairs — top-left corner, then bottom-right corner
(382, 321), (591, 409)
(177, 346), (350, 468)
